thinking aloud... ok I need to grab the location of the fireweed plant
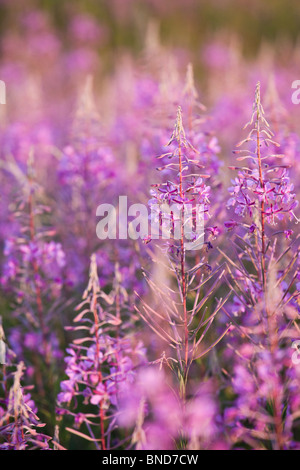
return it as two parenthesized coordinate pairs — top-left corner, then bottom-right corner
(57, 254), (146, 450)
(136, 105), (232, 439)
(0, 326), (57, 450)
(57, 76), (118, 286)
(223, 83), (300, 449)
(1, 154), (66, 421)
(0, 363), (50, 449)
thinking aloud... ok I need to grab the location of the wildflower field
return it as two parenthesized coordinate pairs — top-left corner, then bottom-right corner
(0, 0), (300, 451)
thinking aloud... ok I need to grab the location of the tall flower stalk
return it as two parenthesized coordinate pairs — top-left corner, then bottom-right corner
(139, 106), (231, 402)
(0, 350), (53, 450)
(57, 254), (146, 450)
(1, 153), (66, 425)
(224, 82), (300, 450)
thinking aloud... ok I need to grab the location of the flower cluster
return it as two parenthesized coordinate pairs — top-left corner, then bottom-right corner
(227, 82), (298, 226)
(57, 255), (146, 449)
(222, 83), (300, 450)
(0, 358), (53, 450)
(118, 367), (225, 450)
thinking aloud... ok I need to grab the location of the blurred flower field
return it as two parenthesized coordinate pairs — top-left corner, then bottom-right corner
(0, 0), (300, 450)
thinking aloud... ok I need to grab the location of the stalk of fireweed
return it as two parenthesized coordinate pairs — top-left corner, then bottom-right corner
(138, 106), (231, 402)
(57, 254), (146, 450)
(0, 354), (53, 450)
(57, 76), (118, 286)
(223, 82), (300, 450)
(1, 152), (66, 423)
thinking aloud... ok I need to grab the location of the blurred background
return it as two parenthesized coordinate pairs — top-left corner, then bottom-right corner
(1, 0), (300, 132)
(2, 0), (300, 56)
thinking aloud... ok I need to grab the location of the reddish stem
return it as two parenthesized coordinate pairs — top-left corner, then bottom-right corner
(178, 142), (188, 376)
(91, 293), (106, 450)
